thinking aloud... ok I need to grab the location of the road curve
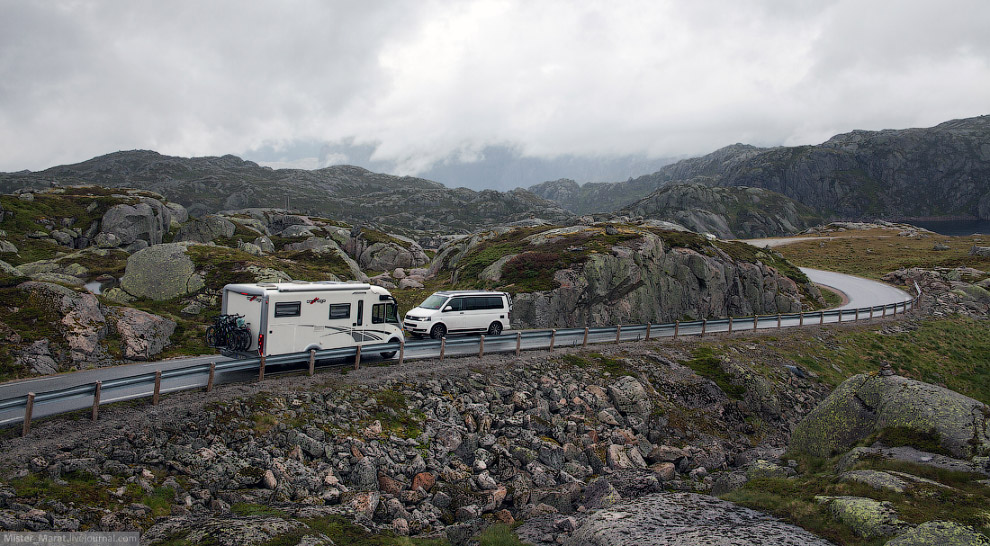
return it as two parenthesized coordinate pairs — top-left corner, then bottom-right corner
(0, 268), (917, 426)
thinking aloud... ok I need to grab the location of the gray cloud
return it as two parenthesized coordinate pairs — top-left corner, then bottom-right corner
(0, 0), (987, 177)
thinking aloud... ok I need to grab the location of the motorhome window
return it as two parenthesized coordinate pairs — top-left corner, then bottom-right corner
(329, 303), (350, 320)
(372, 303), (399, 324)
(420, 295), (447, 310)
(357, 300), (363, 326)
(274, 302), (301, 317)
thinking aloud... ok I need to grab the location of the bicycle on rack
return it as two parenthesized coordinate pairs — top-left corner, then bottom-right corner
(206, 314), (252, 352)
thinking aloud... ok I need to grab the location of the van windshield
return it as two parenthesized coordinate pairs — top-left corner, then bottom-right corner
(418, 295), (448, 310)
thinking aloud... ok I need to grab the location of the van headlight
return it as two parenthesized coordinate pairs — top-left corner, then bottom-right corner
(422, 316), (430, 322)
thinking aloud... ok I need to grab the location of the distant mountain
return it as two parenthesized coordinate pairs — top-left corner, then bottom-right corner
(0, 151), (575, 234)
(531, 116), (990, 221)
(616, 183), (823, 239)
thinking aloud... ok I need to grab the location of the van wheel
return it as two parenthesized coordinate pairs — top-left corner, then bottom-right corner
(487, 321), (503, 336)
(430, 324), (447, 340)
(381, 338), (400, 359)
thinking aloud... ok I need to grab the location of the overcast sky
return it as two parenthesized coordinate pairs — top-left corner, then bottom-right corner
(1, 0), (988, 178)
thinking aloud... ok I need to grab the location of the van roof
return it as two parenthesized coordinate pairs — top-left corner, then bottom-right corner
(433, 290), (509, 296)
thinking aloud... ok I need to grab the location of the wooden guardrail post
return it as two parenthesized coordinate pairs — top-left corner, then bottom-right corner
(701, 319), (706, 338)
(645, 323), (652, 340)
(727, 317), (733, 334)
(259, 355), (266, 381)
(398, 339), (405, 366)
(23, 392), (34, 437)
(615, 325), (621, 344)
(479, 335), (485, 358)
(855, 308), (859, 322)
(549, 330), (556, 353)
(869, 307), (874, 320)
(207, 362), (216, 392)
(799, 313), (804, 327)
(776, 314), (782, 329)
(753, 315), (758, 331)
(92, 382), (101, 421)
(674, 320), (679, 338)
(582, 327), (588, 347)
(516, 332), (522, 356)
(354, 345), (362, 369)
(153, 370), (162, 405)
(882, 305), (887, 317)
(838, 309), (843, 323)
(309, 349), (316, 376)
(438, 338), (445, 362)
(820, 312), (824, 325)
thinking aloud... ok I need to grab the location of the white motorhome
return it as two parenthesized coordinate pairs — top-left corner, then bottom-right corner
(221, 281), (404, 357)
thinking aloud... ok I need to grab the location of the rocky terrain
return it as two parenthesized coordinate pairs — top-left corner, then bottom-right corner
(530, 116), (990, 221)
(0, 151), (575, 235)
(429, 222), (822, 328)
(614, 183), (823, 239)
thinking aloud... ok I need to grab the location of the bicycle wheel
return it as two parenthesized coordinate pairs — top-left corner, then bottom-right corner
(205, 326), (216, 348)
(236, 329), (251, 351)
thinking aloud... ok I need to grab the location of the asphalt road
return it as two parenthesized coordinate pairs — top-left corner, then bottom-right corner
(0, 268), (915, 427)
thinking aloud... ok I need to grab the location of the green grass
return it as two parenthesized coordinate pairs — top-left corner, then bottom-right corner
(869, 426), (951, 457)
(678, 347), (746, 399)
(143, 486), (176, 517)
(231, 502), (288, 518)
(371, 388), (425, 439)
(819, 286), (843, 307)
(259, 514), (449, 546)
(560, 352), (633, 376)
(362, 228), (412, 249)
(477, 524), (532, 546)
(722, 454), (990, 545)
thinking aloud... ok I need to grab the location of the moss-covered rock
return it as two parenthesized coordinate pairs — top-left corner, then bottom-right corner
(120, 243), (204, 300)
(886, 520), (990, 546)
(815, 495), (909, 538)
(838, 470), (908, 493)
(790, 373), (990, 459)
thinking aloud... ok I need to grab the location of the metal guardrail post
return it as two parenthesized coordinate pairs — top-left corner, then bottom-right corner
(92, 381), (101, 421)
(153, 371), (162, 405)
(701, 319), (706, 338)
(354, 345), (362, 369)
(438, 338), (445, 362)
(645, 323), (651, 340)
(516, 332), (522, 356)
(582, 327), (588, 347)
(549, 330), (556, 352)
(309, 349), (316, 376)
(674, 320), (679, 338)
(398, 339), (405, 366)
(23, 393), (34, 437)
(479, 335), (485, 358)
(615, 325), (621, 344)
(259, 355), (266, 381)
(207, 362), (216, 392)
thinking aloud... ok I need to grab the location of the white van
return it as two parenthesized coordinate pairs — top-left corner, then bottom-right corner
(403, 290), (511, 339)
(221, 281), (404, 357)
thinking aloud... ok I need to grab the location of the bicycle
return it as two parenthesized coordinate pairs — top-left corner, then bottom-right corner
(206, 314), (252, 351)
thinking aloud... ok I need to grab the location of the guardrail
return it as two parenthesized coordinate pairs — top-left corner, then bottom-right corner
(2, 290), (921, 435)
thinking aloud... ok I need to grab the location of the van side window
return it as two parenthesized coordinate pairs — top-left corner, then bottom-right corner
(465, 297), (484, 311)
(487, 296), (504, 310)
(329, 303), (350, 320)
(446, 298), (463, 311)
(274, 302), (301, 318)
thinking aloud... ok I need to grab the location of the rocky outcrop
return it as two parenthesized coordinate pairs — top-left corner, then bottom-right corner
(97, 198), (173, 248)
(886, 521), (990, 546)
(108, 307), (175, 360)
(548, 493), (832, 546)
(790, 373), (990, 459)
(119, 243), (205, 300)
(173, 214), (236, 243)
(616, 183), (822, 238)
(343, 230), (430, 271)
(882, 266), (989, 318)
(434, 225), (809, 328)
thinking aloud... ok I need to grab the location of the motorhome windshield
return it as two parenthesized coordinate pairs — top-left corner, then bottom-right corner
(419, 295), (448, 310)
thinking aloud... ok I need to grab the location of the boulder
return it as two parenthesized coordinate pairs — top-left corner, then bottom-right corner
(790, 373), (990, 459)
(142, 516), (308, 546)
(558, 492), (832, 546)
(99, 199), (172, 247)
(886, 521), (990, 546)
(970, 246), (990, 257)
(109, 307), (176, 360)
(15, 340), (59, 375)
(120, 243), (205, 300)
(838, 470), (908, 493)
(607, 376), (652, 417)
(174, 215), (236, 243)
(0, 240), (17, 253)
(165, 202), (189, 227)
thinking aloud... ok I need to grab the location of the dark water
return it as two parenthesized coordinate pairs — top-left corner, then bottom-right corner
(907, 219), (990, 236)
